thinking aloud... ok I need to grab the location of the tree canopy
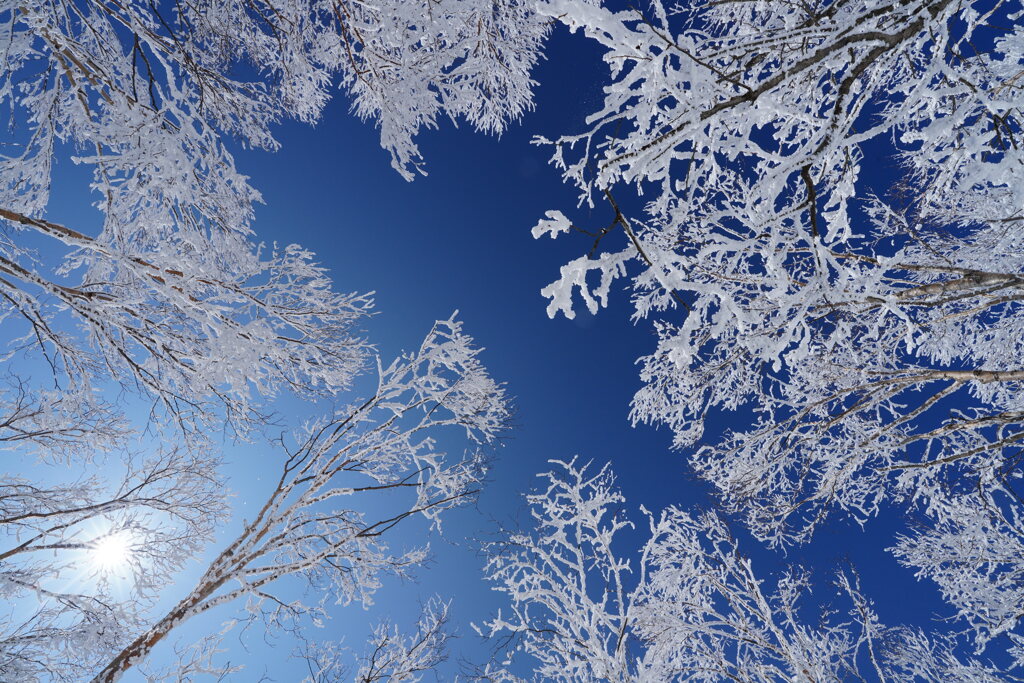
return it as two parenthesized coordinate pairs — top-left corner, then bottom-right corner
(1, 0), (1022, 678)
(534, 0), (1024, 665)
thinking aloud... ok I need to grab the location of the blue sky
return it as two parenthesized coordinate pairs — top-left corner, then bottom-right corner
(189, 25), (982, 678)
(35, 19), (1003, 680)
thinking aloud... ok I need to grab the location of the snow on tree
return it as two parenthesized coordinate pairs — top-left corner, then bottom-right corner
(531, 0), (1024, 650)
(0, 214), (375, 677)
(0, 447), (226, 681)
(0, 316), (507, 682)
(0, 212), (374, 435)
(1, 0), (537, 677)
(300, 598), (453, 682)
(891, 488), (1024, 659)
(0, 0), (547, 434)
(480, 459), (1007, 681)
(354, 599), (451, 683)
(8, 0), (1022, 675)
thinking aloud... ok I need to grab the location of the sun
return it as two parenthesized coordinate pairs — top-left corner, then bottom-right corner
(92, 532), (133, 572)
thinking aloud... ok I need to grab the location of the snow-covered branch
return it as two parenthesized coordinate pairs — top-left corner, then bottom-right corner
(534, 0), (1024, 652)
(90, 317), (508, 682)
(481, 459), (1003, 680)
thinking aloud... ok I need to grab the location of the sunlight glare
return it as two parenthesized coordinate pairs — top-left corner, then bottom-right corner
(92, 532), (133, 572)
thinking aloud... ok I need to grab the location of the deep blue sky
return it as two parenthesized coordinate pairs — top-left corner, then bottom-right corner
(65, 21), (1003, 680)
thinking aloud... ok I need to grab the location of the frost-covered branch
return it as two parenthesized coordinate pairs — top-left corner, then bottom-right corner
(481, 459), (1001, 680)
(354, 599), (452, 683)
(90, 317), (508, 682)
(533, 0), (1024, 651)
(0, 446), (227, 681)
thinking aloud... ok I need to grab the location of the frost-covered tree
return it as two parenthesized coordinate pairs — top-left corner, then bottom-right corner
(300, 598), (453, 682)
(0, 447), (226, 681)
(354, 599), (451, 683)
(891, 487), (1024, 658)
(0, 317), (507, 682)
(480, 459), (1007, 681)
(0, 211), (373, 435)
(0, 217), (372, 678)
(87, 318), (506, 682)
(2, 0), (536, 678)
(11, 0), (542, 666)
(2, 0), (546, 435)
(532, 0), (1024, 649)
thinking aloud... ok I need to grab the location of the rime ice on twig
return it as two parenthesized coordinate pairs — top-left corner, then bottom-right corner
(90, 318), (508, 682)
(480, 459), (1006, 681)
(532, 0), (1024, 656)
